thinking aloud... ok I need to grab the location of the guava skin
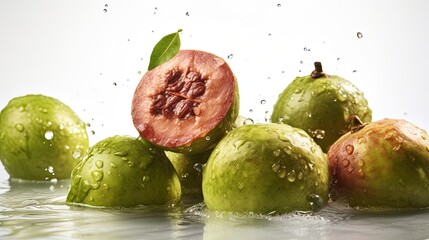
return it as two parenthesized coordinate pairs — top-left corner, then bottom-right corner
(0, 94), (89, 180)
(271, 74), (372, 152)
(66, 135), (181, 207)
(165, 150), (211, 195)
(328, 118), (429, 208)
(202, 123), (329, 214)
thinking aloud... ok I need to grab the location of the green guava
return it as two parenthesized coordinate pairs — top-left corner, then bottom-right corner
(132, 50), (239, 155)
(0, 94), (89, 180)
(328, 117), (429, 209)
(202, 123), (329, 214)
(165, 150), (211, 196)
(271, 62), (372, 152)
(66, 135), (181, 207)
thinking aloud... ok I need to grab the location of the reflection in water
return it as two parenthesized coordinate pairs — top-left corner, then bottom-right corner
(1, 177), (429, 239)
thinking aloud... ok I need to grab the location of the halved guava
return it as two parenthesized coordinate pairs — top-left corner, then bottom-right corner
(132, 50), (239, 154)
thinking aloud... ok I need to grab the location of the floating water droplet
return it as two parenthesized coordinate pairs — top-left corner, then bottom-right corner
(185, 11), (190, 16)
(193, 163), (203, 175)
(307, 193), (324, 212)
(287, 170), (296, 182)
(347, 166), (354, 173)
(113, 82), (117, 86)
(237, 182), (244, 190)
(273, 149), (281, 157)
(91, 170), (104, 182)
(72, 150), (82, 159)
(342, 159), (349, 167)
(103, 183), (109, 190)
(227, 54), (233, 59)
(396, 136), (404, 144)
(243, 118), (254, 125)
(357, 159), (364, 167)
(95, 160), (104, 168)
(300, 60), (304, 64)
(345, 144), (354, 155)
(297, 172), (303, 180)
(260, 99), (266, 104)
(205, 136), (211, 141)
(393, 144), (402, 151)
(358, 169), (365, 177)
(15, 123), (24, 132)
(44, 130), (54, 140)
(357, 32), (363, 38)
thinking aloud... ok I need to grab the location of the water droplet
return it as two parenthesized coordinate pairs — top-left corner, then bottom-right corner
(342, 159), (349, 167)
(303, 47), (310, 51)
(72, 150), (82, 159)
(396, 136), (404, 144)
(358, 169), (365, 177)
(310, 129), (325, 139)
(248, 109), (253, 113)
(260, 99), (266, 104)
(233, 139), (246, 149)
(337, 57), (341, 61)
(345, 144), (354, 155)
(358, 137), (367, 144)
(90, 130), (95, 135)
(113, 82), (117, 86)
(357, 159), (364, 167)
(142, 175), (150, 182)
(47, 166), (55, 174)
(243, 118), (254, 125)
(95, 160), (104, 168)
(185, 11), (190, 16)
(357, 32), (363, 38)
(103, 183), (109, 190)
(271, 162), (281, 173)
(273, 149), (281, 157)
(297, 172), (303, 180)
(205, 136), (211, 141)
(91, 170), (104, 182)
(287, 170), (296, 182)
(422, 135), (427, 140)
(426, 146), (429, 152)
(114, 151), (128, 157)
(227, 54), (233, 59)
(307, 193), (324, 212)
(347, 166), (354, 173)
(15, 124), (24, 132)
(300, 60), (304, 64)
(44, 130), (54, 140)
(393, 144), (402, 151)
(193, 163), (203, 175)
(237, 182), (244, 189)
(277, 168), (286, 178)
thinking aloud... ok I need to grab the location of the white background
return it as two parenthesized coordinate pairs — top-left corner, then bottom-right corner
(1, 0), (428, 149)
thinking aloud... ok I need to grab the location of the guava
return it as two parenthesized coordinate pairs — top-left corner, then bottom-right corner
(132, 50), (239, 155)
(165, 150), (211, 196)
(0, 94), (88, 180)
(271, 62), (372, 152)
(202, 123), (329, 214)
(66, 135), (181, 207)
(328, 116), (429, 208)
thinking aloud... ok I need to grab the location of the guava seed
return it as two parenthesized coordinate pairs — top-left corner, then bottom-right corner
(151, 70), (207, 119)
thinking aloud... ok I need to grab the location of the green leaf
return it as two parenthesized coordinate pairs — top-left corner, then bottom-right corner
(148, 29), (182, 71)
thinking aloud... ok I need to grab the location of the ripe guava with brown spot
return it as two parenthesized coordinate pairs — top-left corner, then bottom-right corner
(66, 135), (181, 207)
(328, 116), (429, 209)
(271, 62), (372, 152)
(202, 123), (329, 214)
(0, 94), (88, 180)
(132, 50), (239, 155)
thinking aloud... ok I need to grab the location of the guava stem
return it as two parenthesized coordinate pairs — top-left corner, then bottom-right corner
(349, 115), (367, 133)
(311, 62), (325, 79)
